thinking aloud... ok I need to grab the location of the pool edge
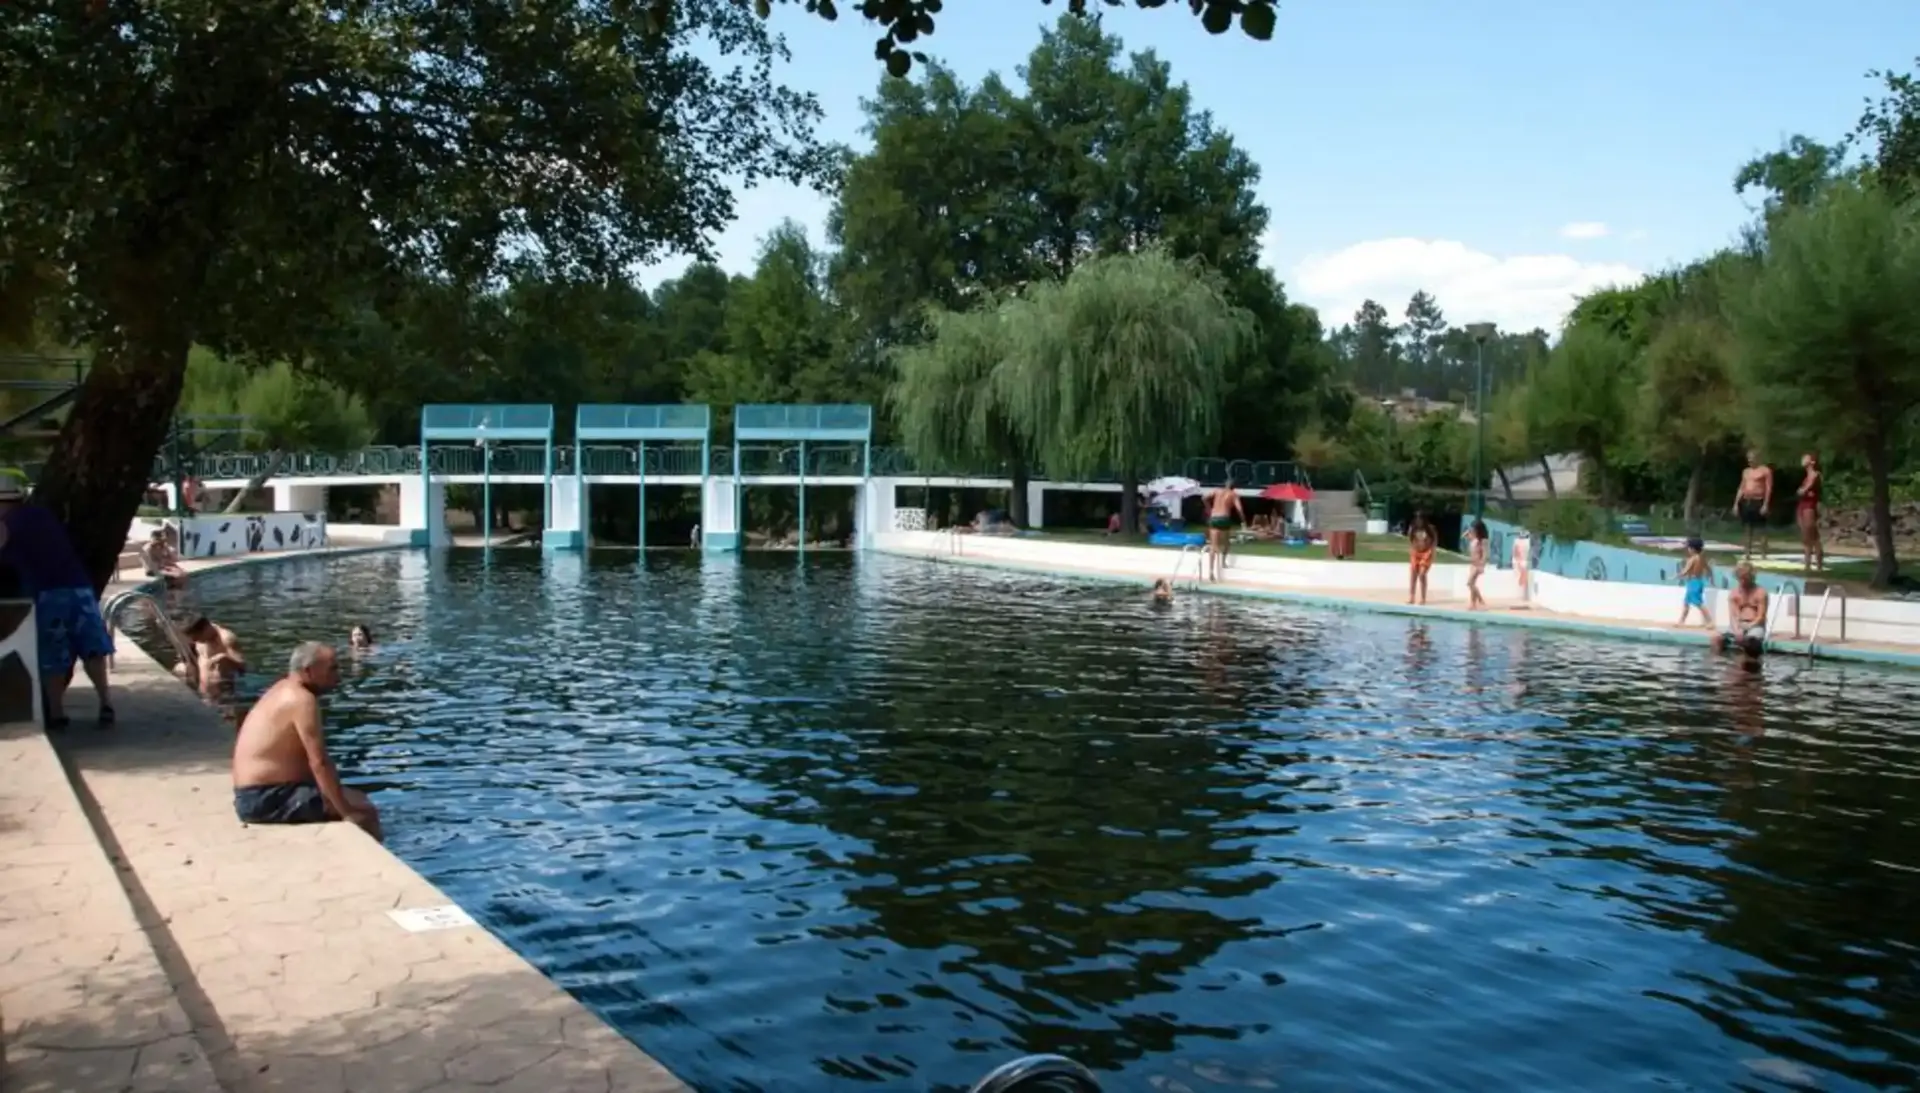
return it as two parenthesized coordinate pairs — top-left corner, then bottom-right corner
(879, 547), (1920, 672)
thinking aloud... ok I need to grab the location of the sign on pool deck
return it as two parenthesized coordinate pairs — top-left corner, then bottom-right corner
(387, 904), (477, 932)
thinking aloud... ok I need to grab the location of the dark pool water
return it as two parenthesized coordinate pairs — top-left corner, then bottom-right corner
(171, 549), (1920, 1092)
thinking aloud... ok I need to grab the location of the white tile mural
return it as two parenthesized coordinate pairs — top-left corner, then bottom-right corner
(150, 513), (329, 560)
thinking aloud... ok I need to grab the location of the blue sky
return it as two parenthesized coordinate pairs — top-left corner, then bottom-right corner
(642, 0), (1917, 334)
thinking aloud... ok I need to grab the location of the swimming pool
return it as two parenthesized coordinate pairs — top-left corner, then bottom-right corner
(179, 549), (1920, 1091)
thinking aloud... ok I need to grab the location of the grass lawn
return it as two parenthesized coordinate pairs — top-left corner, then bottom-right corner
(1035, 527), (1462, 565)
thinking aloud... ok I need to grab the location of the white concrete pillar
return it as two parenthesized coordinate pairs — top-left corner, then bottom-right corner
(543, 475), (583, 552)
(400, 477), (448, 547)
(1027, 482), (1047, 528)
(701, 476), (740, 552)
(272, 482), (328, 513)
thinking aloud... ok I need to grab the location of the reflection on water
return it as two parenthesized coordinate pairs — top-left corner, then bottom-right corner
(175, 550), (1920, 1092)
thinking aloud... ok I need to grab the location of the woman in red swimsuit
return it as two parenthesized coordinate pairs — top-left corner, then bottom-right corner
(1796, 452), (1824, 573)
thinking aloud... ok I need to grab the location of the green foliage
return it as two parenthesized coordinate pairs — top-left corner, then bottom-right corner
(1639, 315), (1737, 462)
(180, 350), (374, 453)
(1854, 58), (1920, 198)
(1526, 498), (1603, 545)
(1734, 136), (1848, 218)
(888, 302), (1027, 478)
(1722, 179), (1920, 585)
(995, 247), (1252, 486)
(1528, 323), (1635, 498)
(832, 14), (1319, 457)
(750, 0), (1280, 78)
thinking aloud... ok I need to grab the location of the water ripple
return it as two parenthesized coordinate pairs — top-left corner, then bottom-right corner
(165, 549), (1920, 1092)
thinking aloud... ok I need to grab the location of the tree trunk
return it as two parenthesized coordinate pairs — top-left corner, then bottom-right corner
(33, 336), (192, 595)
(222, 450), (287, 513)
(1009, 459), (1031, 528)
(1120, 470), (1140, 537)
(1682, 455), (1704, 529)
(1538, 455), (1557, 498)
(1495, 467), (1514, 506)
(1868, 437), (1900, 588)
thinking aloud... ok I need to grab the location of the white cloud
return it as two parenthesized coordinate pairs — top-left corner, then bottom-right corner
(1558, 221), (1610, 240)
(1286, 237), (1643, 335)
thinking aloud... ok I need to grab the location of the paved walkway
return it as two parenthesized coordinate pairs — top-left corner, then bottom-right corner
(3, 543), (688, 1093)
(906, 545), (1920, 665)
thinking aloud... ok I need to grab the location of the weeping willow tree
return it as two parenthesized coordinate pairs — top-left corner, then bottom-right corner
(888, 301), (1039, 526)
(998, 248), (1253, 534)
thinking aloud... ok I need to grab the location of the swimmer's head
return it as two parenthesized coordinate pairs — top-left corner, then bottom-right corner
(182, 615), (214, 640)
(349, 624), (373, 649)
(1151, 578), (1173, 602)
(1686, 536), (1705, 554)
(1735, 561), (1757, 588)
(1742, 635), (1765, 659)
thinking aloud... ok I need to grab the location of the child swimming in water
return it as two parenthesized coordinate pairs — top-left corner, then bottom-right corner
(1151, 578), (1174, 603)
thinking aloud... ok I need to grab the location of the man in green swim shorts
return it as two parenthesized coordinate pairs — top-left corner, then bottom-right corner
(1203, 478), (1245, 582)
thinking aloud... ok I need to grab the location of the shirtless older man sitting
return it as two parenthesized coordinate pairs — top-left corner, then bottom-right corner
(232, 642), (382, 840)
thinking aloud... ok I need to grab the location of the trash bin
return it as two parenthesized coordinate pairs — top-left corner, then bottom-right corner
(1328, 530), (1357, 559)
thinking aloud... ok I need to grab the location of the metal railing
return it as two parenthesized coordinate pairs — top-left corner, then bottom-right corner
(967, 1055), (1103, 1093)
(1353, 469), (1375, 513)
(102, 589), (198, 689)
(143, 445), (1321, 489)
(1806, 581), (1848, 653)
(1767, 584), (1803, 643)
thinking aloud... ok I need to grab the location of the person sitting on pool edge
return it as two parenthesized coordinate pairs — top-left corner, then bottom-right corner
(232, 641), (382, 840)
(1711, 562), (1770, 661)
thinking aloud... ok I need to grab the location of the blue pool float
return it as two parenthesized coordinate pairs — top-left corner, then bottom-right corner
(1148, 531), (1206, 548)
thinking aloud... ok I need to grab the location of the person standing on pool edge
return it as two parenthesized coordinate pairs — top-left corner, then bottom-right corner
(0, 481), (116, 728)
(1203, 478), (1245, 582)
(1796, 452), (1824, 574)
(1407, 511), (1436, 606)
(1731, 448), (1773, 560)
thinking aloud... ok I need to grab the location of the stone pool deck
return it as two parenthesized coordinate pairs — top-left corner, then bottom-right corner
(2, 543), (687, 1093)
(897, 545), (1920, 669)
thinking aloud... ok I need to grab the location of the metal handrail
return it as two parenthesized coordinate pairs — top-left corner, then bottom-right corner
(1767, 584), (1803, 642)
(1171, 544), (1206, 589)
(103, 589), (198, 689)
(967, 1055), (1103, 1093)
(1806, 581), (1848, 652)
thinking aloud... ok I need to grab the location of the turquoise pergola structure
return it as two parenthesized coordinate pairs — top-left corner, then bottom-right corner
(417, 404), (555, 547)
(570, 404), (711, 549)
(730, 404), (874, 554)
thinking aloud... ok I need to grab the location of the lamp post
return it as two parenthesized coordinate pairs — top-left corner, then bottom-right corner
(1465, 322), (1496, 521)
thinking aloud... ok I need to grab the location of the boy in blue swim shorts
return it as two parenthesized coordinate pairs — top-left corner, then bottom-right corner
(1676, 537), (1713, 630)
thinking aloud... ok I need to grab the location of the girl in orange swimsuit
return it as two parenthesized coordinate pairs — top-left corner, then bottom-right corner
(1407, 512), (1436, 605)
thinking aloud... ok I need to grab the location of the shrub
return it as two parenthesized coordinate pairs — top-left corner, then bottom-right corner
(1527, 498), (1601, 544)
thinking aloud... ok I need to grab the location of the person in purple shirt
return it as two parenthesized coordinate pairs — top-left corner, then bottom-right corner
(0, 482), (115, 728)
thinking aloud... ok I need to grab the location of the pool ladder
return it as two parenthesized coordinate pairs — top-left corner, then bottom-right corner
(1171, 544), (1205, 589)
(102, 588), (199, 689)
(1765, 581), (1848, 656)
(968, 1054), (1103, 1093)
